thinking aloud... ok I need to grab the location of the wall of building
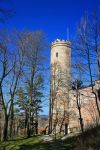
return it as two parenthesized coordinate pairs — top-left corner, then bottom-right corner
(69, 81), (100, 133)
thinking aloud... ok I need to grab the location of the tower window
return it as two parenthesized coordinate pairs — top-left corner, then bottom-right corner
(56, 52), (58, 57)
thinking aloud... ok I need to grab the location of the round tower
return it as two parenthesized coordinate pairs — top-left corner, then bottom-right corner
(51, 39), (71, 78)
(49, 39), (71, 134)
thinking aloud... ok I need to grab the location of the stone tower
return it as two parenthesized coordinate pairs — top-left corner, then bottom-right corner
(49, 39), (71, 134)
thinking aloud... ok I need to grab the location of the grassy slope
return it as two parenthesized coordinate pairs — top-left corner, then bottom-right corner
(0, 136), (42, 150)
(0, 136), (76, 150)
(0, 126), (100, 150)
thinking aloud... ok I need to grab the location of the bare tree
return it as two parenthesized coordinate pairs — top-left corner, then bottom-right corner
(18, 30), (46, 137)
(0, 29), (46, 140)
(72, 80), (84, 133)
(8, 31), (26, 138)
(73, 10), (100, 119)
(0, 30), (26, 140)
(0, 37), (14, 141)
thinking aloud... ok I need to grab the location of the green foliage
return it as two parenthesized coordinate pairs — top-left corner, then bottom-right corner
(16, 87), (29, 111)
(0, 136), (42, 150)
(16, 74), (44, 114)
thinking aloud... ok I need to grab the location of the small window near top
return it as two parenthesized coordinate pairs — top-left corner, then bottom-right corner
(56, 52), (58, 57)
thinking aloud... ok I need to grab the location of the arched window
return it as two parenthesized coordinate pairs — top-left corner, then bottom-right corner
(56, 52), (58, 57)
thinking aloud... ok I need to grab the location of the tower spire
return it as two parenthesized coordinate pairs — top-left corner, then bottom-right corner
(67, 27), (69, 40)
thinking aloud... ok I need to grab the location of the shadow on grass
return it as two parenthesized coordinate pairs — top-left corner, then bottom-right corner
(8, 135), (41, 142)
(0, 136), (41, 150)
(8, 137), (27, 142)
(0, 135), (78, 150)
(19, 139), (75, 150)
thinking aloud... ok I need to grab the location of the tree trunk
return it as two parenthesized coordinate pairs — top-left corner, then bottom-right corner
(3, 113), (8, 141)
(13, 119), (16, 136)
(78, 106), (84, 133)
(77, 91), (84, 133)
(48, 95), (52, 134)
(0, 113), (2, 141)
(65, 123), (68, 135)
(93, 92), (100, 118)
(27, 112), (31, 138)
(27, 122), (30, 138)
(59, 117), (64, 134)
(87, 47), (100, 118)
(35, 121), (38, 134)
(9, 101), (14, 138)
(24, 110), (28, 136)
(0, 85), (9, 141)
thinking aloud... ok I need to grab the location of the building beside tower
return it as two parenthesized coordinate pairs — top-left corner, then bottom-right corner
(49, 39), (100, 135)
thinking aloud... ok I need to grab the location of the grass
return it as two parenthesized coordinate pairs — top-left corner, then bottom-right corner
(0, 135), (76, 150)
(0, 126), (100, 150)
(0, 136), (42, 150)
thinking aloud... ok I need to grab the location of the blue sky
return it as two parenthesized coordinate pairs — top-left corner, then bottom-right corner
(0, 0), (99, 115)
(0, 0), (99, 42)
